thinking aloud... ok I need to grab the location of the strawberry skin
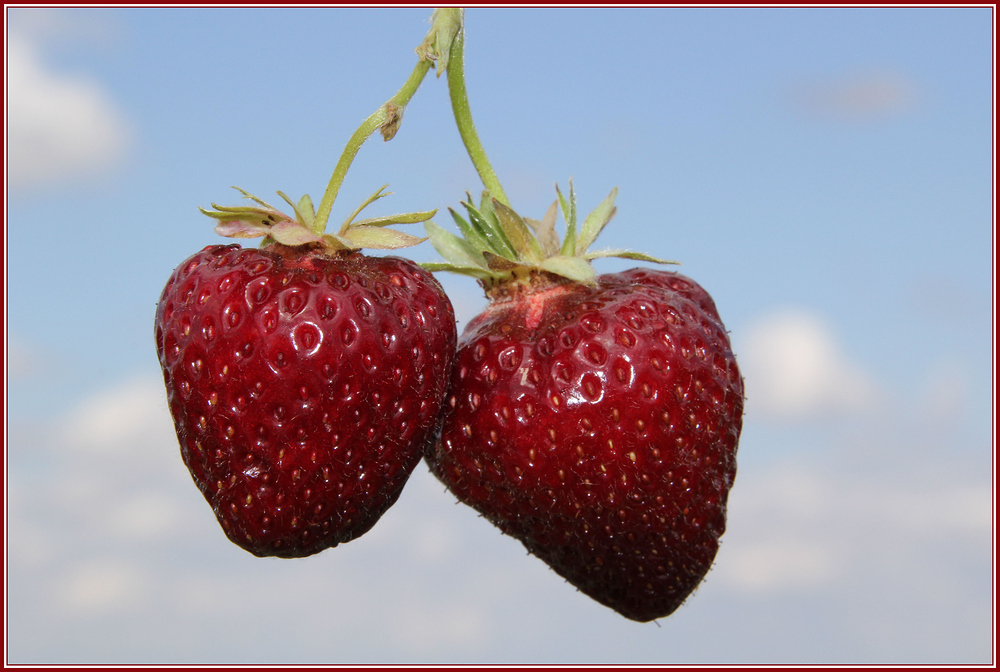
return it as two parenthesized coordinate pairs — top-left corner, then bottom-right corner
(155, 243), (456, 557)
(425, 269), (743, 621)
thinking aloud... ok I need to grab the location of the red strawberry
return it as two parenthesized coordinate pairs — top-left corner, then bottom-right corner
(423, 185), (743, 621)
(156, 188), (456, 557)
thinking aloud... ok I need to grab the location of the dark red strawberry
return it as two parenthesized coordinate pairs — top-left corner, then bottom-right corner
(422, 185), (743, 621)
(156, 188), (456, 557)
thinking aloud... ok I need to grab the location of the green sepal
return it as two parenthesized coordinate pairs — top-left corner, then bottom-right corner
(425, 220), (489, 269)
(448, 207), (493, 255)
(577, 187), (618, 254)
(341, 225), (428, 249)
(464, 198), (517, 259)
(492, 198), (544, 264)
(341, 185), (393, 231)
(482, 251), (520, 271)
(539, 255), (596, 285)
(321, 233), (353, 250)
(297, 194), (316, 228)
(524, 200), (560, 257)
(351, 209), (437, 229)
(584, 249), (681, 265)
(268, 220), (324, 246)
(276, 190), (315, 230)
(420, 261), (493, 280)
(557, 180), (577, 256)
(211, 219), (270, 238)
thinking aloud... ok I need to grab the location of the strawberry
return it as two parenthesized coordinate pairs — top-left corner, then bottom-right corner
(423, 184), (744, 621)
(156, 187), (457, 557)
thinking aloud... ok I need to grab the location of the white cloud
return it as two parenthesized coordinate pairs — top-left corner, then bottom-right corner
(5, 336), (43, 379)
(389, 602), (489, 652)
(6, 34), (130, 190)
(714, 454), (992, 597)
(717, 539), (842, 592)
(736, 310), (880, 422)
(61, 376), (173, 454)
(107, 492), (182, 540)
(914, 357), (971, 428)
(62, 560), (147, 614)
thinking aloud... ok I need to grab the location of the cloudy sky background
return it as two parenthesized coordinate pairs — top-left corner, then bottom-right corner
(5, 7), (993, 664)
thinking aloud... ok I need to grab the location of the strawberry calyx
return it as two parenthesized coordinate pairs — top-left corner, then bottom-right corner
(203, 185), (435, 252)
(422, 10), (677, 294)
(422, 179), (678, 293)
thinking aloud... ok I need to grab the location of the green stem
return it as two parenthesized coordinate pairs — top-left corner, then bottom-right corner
(446, 25), (510, 208)
(312, 58), (434, 234)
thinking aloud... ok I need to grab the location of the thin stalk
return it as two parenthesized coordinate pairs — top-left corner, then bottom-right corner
(445, 26), (510, 208)
(312, 58), (434, 234)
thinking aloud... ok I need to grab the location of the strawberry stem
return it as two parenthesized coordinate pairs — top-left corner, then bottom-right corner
(312, 57), (434, 234)
(444, 15), (511, 209)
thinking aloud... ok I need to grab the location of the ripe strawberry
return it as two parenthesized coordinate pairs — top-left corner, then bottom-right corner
(156, 188), (456, 557)
(423, 184), (743, 621)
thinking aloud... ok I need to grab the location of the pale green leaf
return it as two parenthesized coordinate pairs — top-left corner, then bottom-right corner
(276, 190), (311, 228)
(232, 186), (277, 211)
(268, 220), (325, 246)
(213, 220), (270, 238)
(465, 200), (517, 259)
(449, 208), (493, 254)
(297, 193), (316, 226)
(420, 262), (493, 279)
(584, 249), (681, 265)
(425, 221), (489, 269)
(539, 255), (596, 285)
(557, 179), (578, 256)
(482, 251), (521, 271)
(322, 233), (352, 250)
(492, 199), (544, 264)
(352, 209), (437, 228)
(525, 200), (560, 257)
(341, 225), (427, 250)
(341, 185), (392, 230)
(577, 187), (618, 254)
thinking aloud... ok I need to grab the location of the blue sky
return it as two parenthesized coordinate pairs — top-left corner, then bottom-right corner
(5, 6), (994, 664)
